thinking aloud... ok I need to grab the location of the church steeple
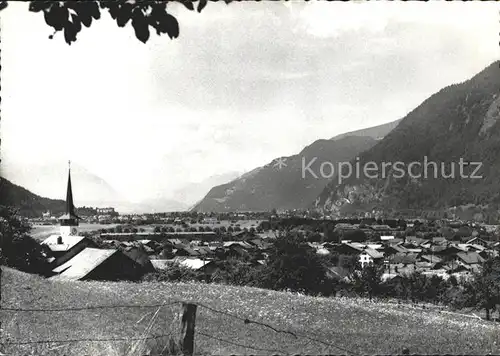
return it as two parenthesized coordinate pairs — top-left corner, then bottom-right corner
(60, 161), (79, 235)
(65, 161), (77, 218)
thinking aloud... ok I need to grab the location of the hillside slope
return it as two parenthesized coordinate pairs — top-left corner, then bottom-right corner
(2, 266), (499, 356)
(1, 161), (130, 211)
(193, 136), (379, 212)
(315, 61), (500, 215)
(331, 119), (402, 141)
(0, 177), (66, 217)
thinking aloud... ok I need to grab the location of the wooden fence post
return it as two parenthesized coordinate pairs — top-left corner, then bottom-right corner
(180, 303), (197, 356)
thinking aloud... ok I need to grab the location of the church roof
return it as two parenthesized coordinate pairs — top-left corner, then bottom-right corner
(51, 248), (117, 280)
(41, 234), (86, 252)
(61, 166), (79, 220)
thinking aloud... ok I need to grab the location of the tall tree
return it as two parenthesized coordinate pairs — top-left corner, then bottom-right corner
(469, 258), (500, 320)
(260, 232), (328, 295)
(0, 206), (50, 275)
(353, 263), (384, 300)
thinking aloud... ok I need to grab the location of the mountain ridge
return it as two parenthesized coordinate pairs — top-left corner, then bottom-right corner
(0, 177), (67, 217)
(314, 61), (500, 216)
(192, 121), (400, 213)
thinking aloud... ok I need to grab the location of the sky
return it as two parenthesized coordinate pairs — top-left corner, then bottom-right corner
(1, 1), (499, 204)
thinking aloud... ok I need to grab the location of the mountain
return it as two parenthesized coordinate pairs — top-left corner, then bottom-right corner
(128, 172), (242, 213)
(331, 119), (402, 141)
(0, 177), (66, 217)
(1, 161), (131, 212)
(192, 135), (386, 212)
(128, 198), (190, 214)
(315, 61), (500, 216)
(172, 171), (242, 207)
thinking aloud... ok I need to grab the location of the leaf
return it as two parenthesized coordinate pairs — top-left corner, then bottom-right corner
(75, 2), (93, 27)
(160, 12), (179, 39)
(116, 3), (133, 27)
(89, 1), (100, 20)
(178, 0), (194, 11)
(131, 14), (149, 43)
(197, 0), (207, 13)
(71, 14), (82, 33)
(108, 3), (120, 19)
(63, 23), (77, 45)
(44, 5), (66, 32)
(29, 1), (47, 13)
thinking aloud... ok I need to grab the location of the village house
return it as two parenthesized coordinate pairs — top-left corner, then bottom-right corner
(120, 245), (156, 273)
(50, 247), (145, 281)
(332, 242), (384, 268)
(359, 248), (384, 267)
(42, 234), (97, 268)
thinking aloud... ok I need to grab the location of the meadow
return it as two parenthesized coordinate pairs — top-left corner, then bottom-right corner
(30, 223), (119, 240)
(2, 267), (500, 355)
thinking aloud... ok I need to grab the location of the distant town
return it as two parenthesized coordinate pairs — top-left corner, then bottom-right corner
(30, 168), (500, 284)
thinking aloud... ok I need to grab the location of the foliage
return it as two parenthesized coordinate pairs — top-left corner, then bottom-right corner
(210, 258), (262, 287)
(342, 229), (367, 242)
(352, 263), (384, 300)
(142, 261), (200, 282)
(0, 177), (66, 218)
(258, 233), (330, 295)
(0, 206), (50, 275)
(466, 257), (500, 320)
(25, 0), (234, 45)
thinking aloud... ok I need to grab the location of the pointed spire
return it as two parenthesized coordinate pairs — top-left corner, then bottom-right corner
(60, 161), (79, 223)
(66, 161), (76, 217)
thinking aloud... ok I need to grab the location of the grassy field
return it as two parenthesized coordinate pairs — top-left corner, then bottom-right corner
(2, 267), (500, 355)
(31, 223), (119, 240)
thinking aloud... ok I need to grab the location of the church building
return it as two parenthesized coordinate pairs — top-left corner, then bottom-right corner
(43, 163), (150, 281)
(41, 163), (97, 267)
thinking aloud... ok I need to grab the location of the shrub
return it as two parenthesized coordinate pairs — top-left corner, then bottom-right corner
(0, 206), (50, 275)
(258, 233), (330, 296)
(210, 258), (261, 287)
(142, 262), (201, 283)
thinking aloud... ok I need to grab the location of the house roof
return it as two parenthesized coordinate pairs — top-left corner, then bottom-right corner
(431, 237), (448, 245)
(316, 248), (330, 255)
(406, 236), (422, 243)
(391, 253), (417, 264)
(337, 243), (364, 253)
(466, 237), (487, 245)
(381, 273), (402, 282)
(456, 251), (485, 265)
(121, 246), (154, 269)
(419, 254), (443, 264)
(326, 266), (351, 281)
(387, 238), (404, 245)
(248, 239), (271, 249)
(223, 241), (252, 249)
(178, 247), (199, 256)
(362, 248), (384, 259)
(51, 248), (117, 280)
(468, 244), (486, 251)
(371, 224), (392, 230)
(41, 234), (87, 252)
(150, 259), (170, 270)
(385, 244), (408, 254)
(177, 258), (211, 270)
